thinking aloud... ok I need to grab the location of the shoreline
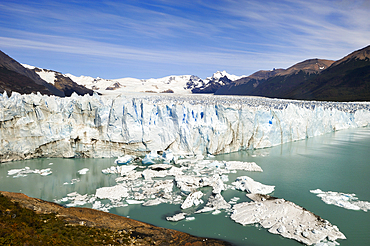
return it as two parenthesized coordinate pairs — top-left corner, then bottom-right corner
(0, 190), (232, 246)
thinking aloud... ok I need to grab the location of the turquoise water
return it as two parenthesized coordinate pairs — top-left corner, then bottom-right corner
(0, 127), (369, 245)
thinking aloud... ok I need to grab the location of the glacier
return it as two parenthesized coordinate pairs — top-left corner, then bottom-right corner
(1, 91), (370, 162)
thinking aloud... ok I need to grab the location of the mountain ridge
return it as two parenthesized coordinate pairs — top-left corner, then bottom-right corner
(1, 45), (370, 101)
(215, 45), (370, 101)
(0, 51), (65, 96)
(215, 58), (334, 98)
(285, 45), (370, 101)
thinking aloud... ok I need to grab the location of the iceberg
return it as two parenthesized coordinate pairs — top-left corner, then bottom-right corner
(7, 167), (52, 177)
(231, 194), (346, 245)
(1, 92), (370, 162)
(232, 176), (275, 195)
(310, 189), (370, 212)
(115, 155), (134, 165)
(141, 155), (156, 165)
(95, 183), (129, 200)
(196, 193), (231, 213)
(181, 190), (204, 209)
(77, 168), (89, 175)
(166, 212), (187, 222)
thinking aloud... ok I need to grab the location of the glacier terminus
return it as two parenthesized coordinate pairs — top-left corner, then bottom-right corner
(1, 91), (370, 162)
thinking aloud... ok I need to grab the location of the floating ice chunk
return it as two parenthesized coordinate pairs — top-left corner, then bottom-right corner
(8, 169), (24, 176)
(78, 168), (89, 175)
(142, 198), (166, 206)
(210, 174), (225, 194)
(175, 175), (203, 193)
(231, 194), (346, 245)
(142, 155), (156, 165)
(186, 216), (195, 221)
(207, 161), (224, 168)
(95, 183), (129, 200)
(310, 189), (370, 212)
(181, 191), (204, 209)
(57, 192), (94, 207)
(166, 212), (187, 222)
(225, 161), (263, 172)
(162, 150), (175, 163)
(126, 199), (144, 205)
(147, 150), (160, 159)
(115, 155), (134, 165)
(220, 175), (229, 182)
(71, 178), (80, 184)
(8, 167), (52, 177)
(196, 193), (231, 213)
(229, 197), (240, 205)
(232, 176), (274, 195)
(101, 165), (137, 175)
(37, 168), (52, 176)
(212, 210), (222, 215)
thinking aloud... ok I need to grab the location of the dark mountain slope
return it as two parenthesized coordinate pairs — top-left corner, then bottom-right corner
(286, 45), (370, 101)
(0, 66), (55, 96)
(0, 50), (64, 96)
(216, 59), (334, 97)
(30, 67), (94, 97)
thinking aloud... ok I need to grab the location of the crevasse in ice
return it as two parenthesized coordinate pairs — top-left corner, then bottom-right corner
(1, 91), (370, 162)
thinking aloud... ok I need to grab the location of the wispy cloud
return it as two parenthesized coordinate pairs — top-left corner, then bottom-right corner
(0, 0), (369, 78)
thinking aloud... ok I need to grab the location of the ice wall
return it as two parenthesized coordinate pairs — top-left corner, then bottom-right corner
(1, 91), (370, 162)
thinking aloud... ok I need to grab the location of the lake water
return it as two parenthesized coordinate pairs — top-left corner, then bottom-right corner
(0, 127), (369, 246)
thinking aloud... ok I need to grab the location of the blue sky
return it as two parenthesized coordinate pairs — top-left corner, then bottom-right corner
(1, 0), (369, 79)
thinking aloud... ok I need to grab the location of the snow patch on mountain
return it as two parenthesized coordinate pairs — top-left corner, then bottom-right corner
(22, 64), (57, 85)
(205, 70), (246, 83)
(22, 64), (244, 95)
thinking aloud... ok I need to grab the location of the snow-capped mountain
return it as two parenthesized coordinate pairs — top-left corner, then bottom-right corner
(205, 70), (246, 82)
(22, 64), (58, 85)
(21, 64), (245, 96)
(65, 71), (244, 95)
(192, 70), (247, 93)
(21, 64), (94, 96)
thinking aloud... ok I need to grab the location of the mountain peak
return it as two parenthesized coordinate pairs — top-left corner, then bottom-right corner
(281, 58), (335, 75)
(207, 70), (246, 81)
(331, 45), (370, 67)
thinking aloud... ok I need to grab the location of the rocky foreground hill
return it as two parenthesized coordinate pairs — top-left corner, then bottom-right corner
(0, 191), (230, 246)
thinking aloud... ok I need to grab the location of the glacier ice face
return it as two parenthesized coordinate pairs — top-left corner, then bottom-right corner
(1, 92), (370, 162)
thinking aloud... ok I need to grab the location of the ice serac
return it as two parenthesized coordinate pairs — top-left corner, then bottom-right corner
(1, 92), (370, 162)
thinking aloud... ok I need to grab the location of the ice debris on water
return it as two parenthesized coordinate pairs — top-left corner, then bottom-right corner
(232, 176), (275, 195)
(77, 168), (89, 175)
(166, 212), (187, 222)
(115, 155), (135, 165)
(231, 194), (346, 245)
(53, 155), (346, 245)
(8, 167), (52, 177)
(310, 189), (370, 212)
(181, 191), (204, 209)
